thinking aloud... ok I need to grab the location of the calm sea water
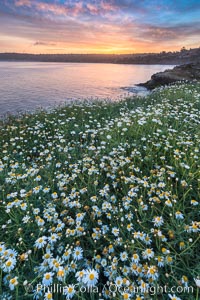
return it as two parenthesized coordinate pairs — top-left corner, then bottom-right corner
(0, 62), (173, 116)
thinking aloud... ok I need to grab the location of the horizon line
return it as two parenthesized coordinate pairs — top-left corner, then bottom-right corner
(0, 46), (198, 56)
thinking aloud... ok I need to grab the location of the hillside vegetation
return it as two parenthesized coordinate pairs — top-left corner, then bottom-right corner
(0, 83), (200, 300)
(0, 47), (200, 65)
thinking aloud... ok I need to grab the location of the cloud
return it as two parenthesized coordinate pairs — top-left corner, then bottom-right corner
(138, 23), (200, 42)
(14, 0), (31, 7)
(35, 2), (70, 16)
(34, 41), (57, 46)
(12, 0), (119, 18)
(0, 0), (200, 53)
(100, 1), (117, 12)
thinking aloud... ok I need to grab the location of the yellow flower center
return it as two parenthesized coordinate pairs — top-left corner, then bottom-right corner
(57, 270), (64, 277)
(89, 274), (95, 280)
(183, 276), (188, 282)
(79, 271), (84, 277)
(10, 278), (16, 284)
(132, 264), (137, 270)
(68, 287), (73, 293)
(149, 268), (155, 274)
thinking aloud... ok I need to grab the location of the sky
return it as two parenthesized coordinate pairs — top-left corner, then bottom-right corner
(0, 0), (200, 54)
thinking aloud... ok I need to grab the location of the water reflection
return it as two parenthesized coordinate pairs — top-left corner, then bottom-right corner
(0, 62), (173, 115)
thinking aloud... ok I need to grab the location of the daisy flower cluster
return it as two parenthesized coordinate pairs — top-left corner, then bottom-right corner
(0, 83), (199, 299)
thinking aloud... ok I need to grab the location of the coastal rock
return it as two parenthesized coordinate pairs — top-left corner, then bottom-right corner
(138, 63), (200, 90)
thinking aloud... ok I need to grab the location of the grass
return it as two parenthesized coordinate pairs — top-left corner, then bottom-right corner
(0, 83), (199, 300)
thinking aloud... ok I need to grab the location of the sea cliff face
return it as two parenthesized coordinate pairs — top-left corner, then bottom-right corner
(138, 63), (200, 90)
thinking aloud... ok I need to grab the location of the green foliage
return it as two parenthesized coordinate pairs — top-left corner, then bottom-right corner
(0, 83), (199, 300)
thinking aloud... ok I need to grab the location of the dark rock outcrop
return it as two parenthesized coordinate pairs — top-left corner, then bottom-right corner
(138, 63), (200, 90)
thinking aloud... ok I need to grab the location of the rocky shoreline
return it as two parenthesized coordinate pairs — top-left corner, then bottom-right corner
(138, 62), (200, 90)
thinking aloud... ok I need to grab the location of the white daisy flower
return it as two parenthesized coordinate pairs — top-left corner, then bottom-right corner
(75, 270), (85, 283)
(112, 227), (119, 236)
(83, 269), (99, 287)
(44, 291), (53, 300)
(132, 253), (140, 263)
(51, 192), (58, 199)
(175, 211), (184, 219)
(115, 276), (123, 287)
(64, 284), (76, 299)
(9, 277), (18, 291)
(48, 233), (58, 244)
(34, 236), (47, 249)
(0, 243), (5, 255)
(194, 278), (200, 288)
(120, 251), (128, 262)
(142, 248), (154, 260)
(57, 268), (65, 281)
(153, 216), (164, 227)
(42, 272), (54, 286)
(3, 257), (16, 272)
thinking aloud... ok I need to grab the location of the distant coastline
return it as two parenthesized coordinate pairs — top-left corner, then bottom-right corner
(0, 47), (199, 65)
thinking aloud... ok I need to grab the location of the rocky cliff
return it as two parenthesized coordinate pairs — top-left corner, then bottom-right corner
(138, 63), (200, 90)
